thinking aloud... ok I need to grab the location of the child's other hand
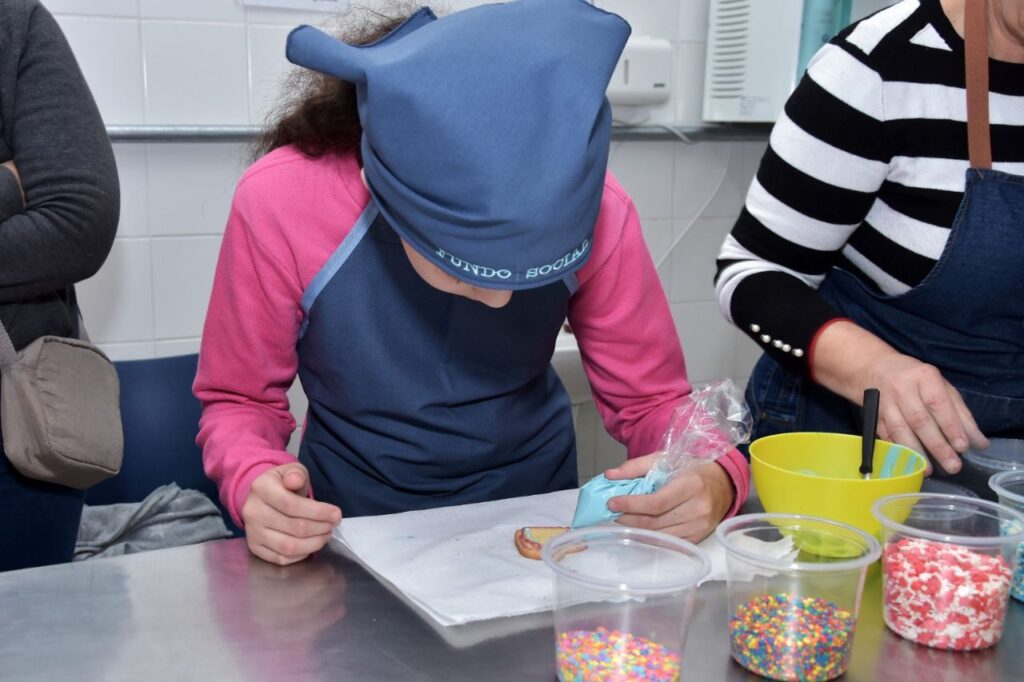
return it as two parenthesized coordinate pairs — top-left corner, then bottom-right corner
(605, 454), (734, 544)
(242, 462), (342, 565)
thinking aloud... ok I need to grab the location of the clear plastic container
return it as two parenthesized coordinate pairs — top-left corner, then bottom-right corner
(989, 471), (1024, 602)
(960, 438), (1024, 500)
(920, 477), (979, 498)
(715, 513), (880, 682)
(541, 527), (709, 682)
(872, 493), (1024, 650)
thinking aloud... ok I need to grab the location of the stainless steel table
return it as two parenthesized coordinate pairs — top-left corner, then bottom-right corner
(0, 536), (1019, 681)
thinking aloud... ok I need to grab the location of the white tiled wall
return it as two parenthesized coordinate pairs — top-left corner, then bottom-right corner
(54, 1), (889, 475)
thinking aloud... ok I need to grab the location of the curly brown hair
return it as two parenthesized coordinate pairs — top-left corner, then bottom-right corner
(252, 2), (442, 161)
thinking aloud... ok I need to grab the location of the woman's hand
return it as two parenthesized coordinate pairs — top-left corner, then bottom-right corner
(1, 160), (25, 205)
(242, 462), (342, 566)
(858, 351), (987, 473)
(812, 320), (988, 474)
(604, 454), (735, 543)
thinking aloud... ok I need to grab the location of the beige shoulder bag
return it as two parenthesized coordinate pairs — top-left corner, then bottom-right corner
(0, 317), (123, 488)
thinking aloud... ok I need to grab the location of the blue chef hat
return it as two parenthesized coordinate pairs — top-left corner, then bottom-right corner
(285, 0), (630, 290)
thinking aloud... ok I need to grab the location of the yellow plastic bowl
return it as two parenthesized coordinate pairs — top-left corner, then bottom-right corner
(751, 432), (927, 541)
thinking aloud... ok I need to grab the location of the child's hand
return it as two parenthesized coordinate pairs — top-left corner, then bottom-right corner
(242, 462), (342, 565)
(604, 454), (734, 543)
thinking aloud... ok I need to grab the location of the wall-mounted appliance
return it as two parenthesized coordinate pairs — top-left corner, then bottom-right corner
(702, 0), (852, 123)
(606, 35), (673, 107)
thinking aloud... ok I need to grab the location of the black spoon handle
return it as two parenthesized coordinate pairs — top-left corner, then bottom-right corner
(861, 388), (880, 477)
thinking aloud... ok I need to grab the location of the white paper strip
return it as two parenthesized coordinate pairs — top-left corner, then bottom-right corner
(333, 489), (799, 630)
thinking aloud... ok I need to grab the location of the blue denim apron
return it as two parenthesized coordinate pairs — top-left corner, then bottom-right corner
(745, 11), (1024, 474)
(294, 203), (577, 517)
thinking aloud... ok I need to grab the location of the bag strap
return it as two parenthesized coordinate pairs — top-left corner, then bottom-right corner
(964, 0), (992, 169)
(0, 320), (17, 369)
(0, 311), (92, 369)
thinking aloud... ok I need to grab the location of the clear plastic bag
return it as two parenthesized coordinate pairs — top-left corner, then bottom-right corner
(571, 378), (752, 528)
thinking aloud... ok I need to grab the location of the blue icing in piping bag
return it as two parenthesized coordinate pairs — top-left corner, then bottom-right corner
(570, 473), (659, 528)
(571, 378), (752, 529)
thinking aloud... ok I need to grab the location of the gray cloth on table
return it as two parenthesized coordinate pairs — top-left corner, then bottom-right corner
(75, 483), (233, 561)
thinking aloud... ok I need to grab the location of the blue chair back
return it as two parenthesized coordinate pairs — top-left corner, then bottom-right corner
(85, 354), (240, 535)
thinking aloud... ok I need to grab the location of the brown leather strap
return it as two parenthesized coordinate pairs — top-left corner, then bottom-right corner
(964, 0), (992, 169)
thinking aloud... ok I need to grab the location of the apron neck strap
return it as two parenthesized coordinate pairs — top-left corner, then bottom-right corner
(965, 0), (992, 169)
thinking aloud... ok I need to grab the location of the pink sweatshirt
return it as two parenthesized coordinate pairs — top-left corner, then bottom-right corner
(194, 146), (750, 526)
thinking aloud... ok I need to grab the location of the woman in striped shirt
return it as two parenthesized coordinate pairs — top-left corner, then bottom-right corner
(716, 0), (1023, 479)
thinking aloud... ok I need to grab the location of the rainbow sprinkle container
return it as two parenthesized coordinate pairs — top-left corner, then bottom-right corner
(715, 513), (880, 681)
(872, 493), (1024, 650)
(988, 471), (1024, 602)
(541, 527), (709, 682)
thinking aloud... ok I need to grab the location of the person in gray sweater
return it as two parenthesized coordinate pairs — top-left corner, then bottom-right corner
(0, 0), (119, 571)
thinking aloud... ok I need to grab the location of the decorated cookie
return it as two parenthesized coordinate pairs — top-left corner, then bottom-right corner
(514, 526), (568, 560)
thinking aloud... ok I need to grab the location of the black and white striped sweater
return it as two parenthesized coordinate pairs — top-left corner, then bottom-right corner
(715, 0), (1024, 375)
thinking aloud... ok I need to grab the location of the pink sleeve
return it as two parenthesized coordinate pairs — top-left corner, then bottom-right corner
(194, 196), (304, 528)
(569, 175), (750, 515)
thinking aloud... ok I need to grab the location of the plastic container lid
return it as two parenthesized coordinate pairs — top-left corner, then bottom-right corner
(962, 438), (1024, 472)
(989, 470), (1024, 510)
(872, 493), (1024, 548)
(715, 513), (881, 572)
(542, 527), (710, 596)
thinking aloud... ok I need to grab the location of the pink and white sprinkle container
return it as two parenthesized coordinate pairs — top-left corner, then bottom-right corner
(872, 493), (1024, 651)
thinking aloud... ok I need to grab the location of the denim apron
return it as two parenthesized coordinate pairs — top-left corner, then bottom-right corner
(746, 5), (1023, 471)
(294, 203), (577, 517)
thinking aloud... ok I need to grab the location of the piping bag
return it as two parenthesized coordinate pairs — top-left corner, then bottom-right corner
(571, 378), (753, 528)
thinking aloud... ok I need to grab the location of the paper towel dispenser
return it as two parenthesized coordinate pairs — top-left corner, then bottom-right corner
(606, 35), (673, 107)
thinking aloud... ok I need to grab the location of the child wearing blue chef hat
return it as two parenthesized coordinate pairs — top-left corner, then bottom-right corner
(194, 0), (751, 566)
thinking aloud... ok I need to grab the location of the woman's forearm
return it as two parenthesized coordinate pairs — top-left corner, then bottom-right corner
(809, 319), (898, 404)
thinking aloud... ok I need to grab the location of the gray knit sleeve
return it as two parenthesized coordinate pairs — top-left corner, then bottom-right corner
(0, 166), (23, 222)
(0, 1), (119, 304)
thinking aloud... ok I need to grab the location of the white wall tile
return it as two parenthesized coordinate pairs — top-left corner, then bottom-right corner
(248, 24), (296, 125)
(244, 6), (337, 25)
(155, 338), (202, 357)
(45, 0), (138, 17)
(598, 0), (679, 42)
(673, 141), (752, 220)
(146, 143), (245, 236)
(668, 217), (732, 304)
(676, 0), (711, 43)
(142, 22), (249, 125)
(55, 17), (145, 125)
(77, 239), (154, 343)
(151, 236), (221, 338)
(734, 328), (762, 380)
(140, 0), (245, 22)
(112, 144), (148, 238)
(608, 140), (674, 221)
(99, 341), (157, 361)
(673, 301), (737, 383)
